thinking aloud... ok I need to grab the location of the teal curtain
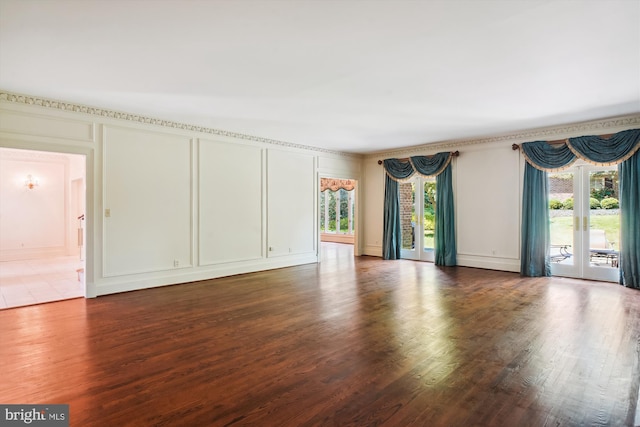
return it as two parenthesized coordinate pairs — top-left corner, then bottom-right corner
(434, 163), (456, 266)
(521, 140), (576, 170)
(519, 129), (640, 281)
(520, 163), (551, 277)
(411, 153), (456, 266)
(382, 154), (456, 264)
(619, 151), (640, 289)
(410, 153), (451, 176)
(569, 129), (640, 164)
(383, 175), (401, 260)
(382, 159), (414, 260)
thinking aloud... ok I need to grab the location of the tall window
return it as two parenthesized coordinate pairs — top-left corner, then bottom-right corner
(320, 178), (355, 234)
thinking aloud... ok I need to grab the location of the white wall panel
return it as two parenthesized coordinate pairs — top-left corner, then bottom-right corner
(0, 110), (94, 142)
(103, 126), (192, 276)
(317, 155), (361, 176)
(362, 158), (384, 256)
(267, 150), (315, 257)
(199, 139), (263, 265)
(456, 147), (520, 259)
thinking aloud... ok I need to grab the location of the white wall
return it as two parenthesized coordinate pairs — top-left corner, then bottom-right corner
(0, 149), (69, 260)
(454, 143), (521, 271)
(0, 94), (361, 297)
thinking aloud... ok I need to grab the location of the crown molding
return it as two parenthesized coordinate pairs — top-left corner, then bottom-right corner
(365, 114), (640, 159)
(0, 91), (362, 159)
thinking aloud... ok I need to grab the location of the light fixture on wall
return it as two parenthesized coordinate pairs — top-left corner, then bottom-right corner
(25, 174), (39, 190)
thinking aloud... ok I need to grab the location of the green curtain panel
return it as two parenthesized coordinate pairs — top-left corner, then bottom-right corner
(619, 151), (640, 289)
(520, 163), (551, 277)
(434, 163), (456, 266)
(382, 174), (402, 260)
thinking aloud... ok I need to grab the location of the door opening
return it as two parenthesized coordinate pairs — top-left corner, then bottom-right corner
(319, 177), (357, 260)
(0, 147), (86, 309)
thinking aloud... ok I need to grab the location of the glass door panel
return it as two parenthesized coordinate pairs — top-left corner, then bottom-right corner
(585, 168), (620, 282)
(422, 179), (436, 262)
(549, 165), (619, 282)
(549, 171), (576, 277)
(400, 177), (435, 262)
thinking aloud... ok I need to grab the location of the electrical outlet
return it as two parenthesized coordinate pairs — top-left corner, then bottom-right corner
(173, 260), (179, 267)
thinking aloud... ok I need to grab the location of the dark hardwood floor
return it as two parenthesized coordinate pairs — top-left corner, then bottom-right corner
(1, 243), (639, 426)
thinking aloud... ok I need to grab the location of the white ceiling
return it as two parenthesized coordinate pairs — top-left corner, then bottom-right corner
(1, 0), (639, 154)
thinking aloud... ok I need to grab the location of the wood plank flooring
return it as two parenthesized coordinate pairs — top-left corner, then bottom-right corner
(1, 243), (639, 426)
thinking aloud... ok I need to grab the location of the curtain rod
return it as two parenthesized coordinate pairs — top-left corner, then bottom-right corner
(377, 151), (459, 165)
(511, 133), (613, 151)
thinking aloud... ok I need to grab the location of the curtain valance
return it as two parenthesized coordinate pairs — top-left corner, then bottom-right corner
(568, 128), (640, 166)
(320, 178), (355, 192)
(521, 141), (576, 172)
(383, 152), (452, 180)
(411, 152), (452, 177)
(383, 159), (415, 181)
(521, 128), (640, 172)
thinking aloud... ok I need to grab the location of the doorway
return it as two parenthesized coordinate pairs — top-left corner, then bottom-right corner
(549, 163), (620, 282)
(399, 176), (436, 262)
(0, 147), (86, 309)
(319, 177), (357, 259)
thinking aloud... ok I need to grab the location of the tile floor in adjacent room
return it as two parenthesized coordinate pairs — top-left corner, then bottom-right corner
(0, 256), (84, 309)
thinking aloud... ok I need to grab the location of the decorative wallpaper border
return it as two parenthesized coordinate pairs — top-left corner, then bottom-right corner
(0, 91), (361, 159)
(366, 115), (640, 159)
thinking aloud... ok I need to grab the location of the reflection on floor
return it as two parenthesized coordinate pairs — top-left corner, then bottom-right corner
(0, 256), (84, 310)
(320, 241), (354, 262)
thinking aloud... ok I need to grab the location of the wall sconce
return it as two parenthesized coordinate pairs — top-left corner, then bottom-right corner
(25, 174), (39, 190)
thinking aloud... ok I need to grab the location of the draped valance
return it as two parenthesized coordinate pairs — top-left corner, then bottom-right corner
(521, 128), (640, 172)
(383, 152), (453, 180)
(320, 178), (355, 192)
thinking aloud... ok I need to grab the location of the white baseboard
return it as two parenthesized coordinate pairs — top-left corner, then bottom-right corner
(94, 253), (319, 297)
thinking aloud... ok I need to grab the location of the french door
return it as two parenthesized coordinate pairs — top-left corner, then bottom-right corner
(399, 177), (436, 261)
(549, 164), (620, 282)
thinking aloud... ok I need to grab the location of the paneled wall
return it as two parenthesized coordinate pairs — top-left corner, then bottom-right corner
(0, 95), (361, 297)
(199, 139), (263, 265)
(103, 126), (193, 276)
